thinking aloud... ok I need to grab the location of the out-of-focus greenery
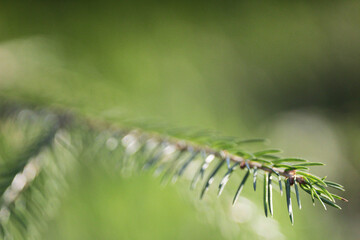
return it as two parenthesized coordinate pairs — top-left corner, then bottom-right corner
(0, 1), (359, 239)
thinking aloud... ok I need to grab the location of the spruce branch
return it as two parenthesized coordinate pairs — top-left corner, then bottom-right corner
(0, 101), (348, 239)
(0, 106), (77, 239)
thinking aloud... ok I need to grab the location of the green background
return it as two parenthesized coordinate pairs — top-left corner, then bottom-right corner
(0, 1), (359, 239)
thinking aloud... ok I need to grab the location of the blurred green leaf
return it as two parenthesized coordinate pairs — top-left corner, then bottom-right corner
(200, 160), (225, 199)
(272, 158), (307, 164)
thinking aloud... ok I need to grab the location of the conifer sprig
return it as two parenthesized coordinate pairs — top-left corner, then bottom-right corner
(0, 102), (348, 240)
(90, 114), (348, 225)
(133, 129), (347, 225)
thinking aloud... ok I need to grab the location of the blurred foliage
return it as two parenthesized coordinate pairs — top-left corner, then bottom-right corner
(0, 0), (359, 239)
